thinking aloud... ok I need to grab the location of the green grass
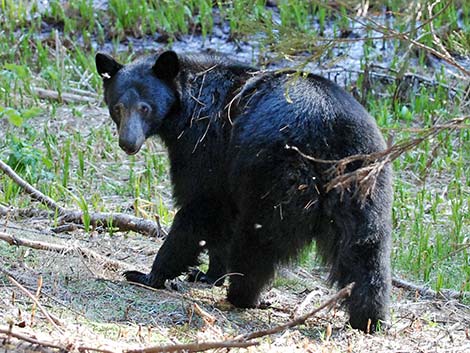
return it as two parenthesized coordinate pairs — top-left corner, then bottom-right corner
(0, 0), (469, 297)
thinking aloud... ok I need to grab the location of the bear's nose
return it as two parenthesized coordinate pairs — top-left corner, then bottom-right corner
(119, 139), (141, 155)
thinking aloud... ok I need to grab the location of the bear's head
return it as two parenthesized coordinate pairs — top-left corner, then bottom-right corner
(95, 51), (179, 155)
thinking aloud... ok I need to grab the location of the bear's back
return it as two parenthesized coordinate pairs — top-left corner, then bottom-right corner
(229, 71), (385, 161)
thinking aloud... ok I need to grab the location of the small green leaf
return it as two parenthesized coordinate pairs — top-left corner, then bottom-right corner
(4, 63), (29, 80)
(5, 108), (23, 127)
(22, 107), (42, 119)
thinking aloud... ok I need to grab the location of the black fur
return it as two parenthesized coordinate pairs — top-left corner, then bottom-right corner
(96, 51), (393, 332)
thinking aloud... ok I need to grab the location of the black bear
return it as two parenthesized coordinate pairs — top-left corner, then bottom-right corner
(96, 50), (393, 332)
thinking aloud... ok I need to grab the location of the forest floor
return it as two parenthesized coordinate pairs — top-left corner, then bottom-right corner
(1, 208), (469, 352)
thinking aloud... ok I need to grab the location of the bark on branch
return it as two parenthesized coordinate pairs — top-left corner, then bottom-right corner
(238, 282), (354, 341)
(0, 231), (130, 273)
(0, 158), (164, 237)
(392, 277), (470, 300)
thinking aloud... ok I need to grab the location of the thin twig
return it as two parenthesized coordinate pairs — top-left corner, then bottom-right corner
(30, 275), (43, 327)
(288, 116), (470, 200)
(238, 283), (354, 341)
(0, 326), (64, 350)
(1, 270), (64, 333)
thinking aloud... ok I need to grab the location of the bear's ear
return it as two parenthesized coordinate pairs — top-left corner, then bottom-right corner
(152, 51), (179, 81)
(95, 53), (123, 80)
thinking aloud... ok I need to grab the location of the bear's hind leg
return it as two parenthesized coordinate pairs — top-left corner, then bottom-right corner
(318, 186), (392, 332)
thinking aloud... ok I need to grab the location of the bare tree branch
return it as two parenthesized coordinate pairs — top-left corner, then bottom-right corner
(1, 271), (64, 333)
(0, 326), (64, 351)
(33, 87), (97, 104)
(0, 159), (164, 237)
(392, 277), (470, 300)
(124, 340), (258, 353)
(238, 283), (354, 341)
(0, 231), (130, 273)
(287, 116), (470, 200)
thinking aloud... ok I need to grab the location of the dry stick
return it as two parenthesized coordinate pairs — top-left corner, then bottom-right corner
(125, 340), (258, 353)
(239, 283), (354, 341)
(0, 231), (130, 272)
(0, 326), (118, 353)
(30, 275), (43, 327)
(0, 326), (64, 351)
(2, 271), (64, 333)
(0, 158), (163, 237)
(288, 116), (470, 199)
(0, 205), (53, 219)
(33, 87), (96, 104)
(59, 210), (164, 237)
(392, 277), (469, 300)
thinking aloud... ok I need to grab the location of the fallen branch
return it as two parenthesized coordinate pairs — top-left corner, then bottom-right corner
(0, 159), (65, 214)
(0, 326), (64, 351)
(238, 282), (354, 341)
(0, 205), (53, 219)
(33, 87), (97, 104)
(392, 277), (470, 300)
(2, 272), (64, 333)
(59, 210), (164, 237)
(125, 339), (257, 353)
(0, 326), (117, 353)
(0, 231), (130, 273)
(0, 158), (164, 237)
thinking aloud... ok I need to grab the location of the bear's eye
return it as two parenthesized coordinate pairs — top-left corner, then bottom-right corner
(138, 103), (150, 115)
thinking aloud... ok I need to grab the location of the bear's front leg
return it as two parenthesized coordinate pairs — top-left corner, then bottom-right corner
(125, 201), (221, 288)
